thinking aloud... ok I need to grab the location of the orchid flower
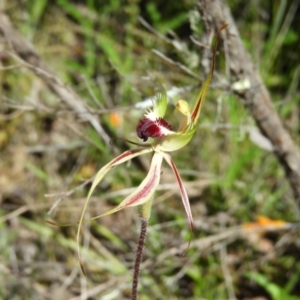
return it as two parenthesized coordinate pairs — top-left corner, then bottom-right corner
(74, 25), (228, 271)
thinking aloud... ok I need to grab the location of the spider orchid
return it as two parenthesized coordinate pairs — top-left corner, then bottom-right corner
(71, 24), (228, 271)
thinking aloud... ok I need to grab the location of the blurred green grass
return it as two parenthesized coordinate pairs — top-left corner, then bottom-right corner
(1, 0), (300, 299)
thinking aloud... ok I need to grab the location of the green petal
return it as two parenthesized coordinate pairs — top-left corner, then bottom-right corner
(87, 148), (152, 202)
(174, 99), (191, 132)
(191, 24), (228, 124)
(153, 91), (168, 118)
(92, 151), (163, 218)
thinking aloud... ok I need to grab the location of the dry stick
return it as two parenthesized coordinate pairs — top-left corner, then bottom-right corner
(198, 0), (300, 204)
(132, 218), (148, 300)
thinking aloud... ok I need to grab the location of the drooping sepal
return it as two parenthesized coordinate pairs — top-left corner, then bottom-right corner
(161, 152), (194, 231)
(76, 147), (153, 273)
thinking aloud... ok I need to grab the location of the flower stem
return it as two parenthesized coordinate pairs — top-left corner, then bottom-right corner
(131, 217), (148, 300)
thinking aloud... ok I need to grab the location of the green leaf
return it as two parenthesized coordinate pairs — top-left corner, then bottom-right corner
(25, 162), (49, 181)
(57, 0), (84, 23)
(97, 35), (123, 72)
(30, 0), (48, 23)
(246, 272), (299, 300)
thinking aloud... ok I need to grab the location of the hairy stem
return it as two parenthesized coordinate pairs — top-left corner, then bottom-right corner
(131, 217), (148, 300)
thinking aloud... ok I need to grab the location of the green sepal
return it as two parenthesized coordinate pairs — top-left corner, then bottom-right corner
(154, 126), (197, 152)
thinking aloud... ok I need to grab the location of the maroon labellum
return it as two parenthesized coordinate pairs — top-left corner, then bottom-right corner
(136, 117), (172, 142)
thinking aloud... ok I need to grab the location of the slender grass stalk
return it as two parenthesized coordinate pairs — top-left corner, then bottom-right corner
(131, 217), (148, 300)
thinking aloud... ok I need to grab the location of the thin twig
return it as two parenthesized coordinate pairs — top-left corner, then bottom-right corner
(152, 49), (200, 79)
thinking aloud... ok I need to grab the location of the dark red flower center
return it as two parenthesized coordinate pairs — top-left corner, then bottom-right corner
(136, 117), (172, 142)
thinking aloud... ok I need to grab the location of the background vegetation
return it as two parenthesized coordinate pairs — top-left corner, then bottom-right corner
(1, 0), (300, 299)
